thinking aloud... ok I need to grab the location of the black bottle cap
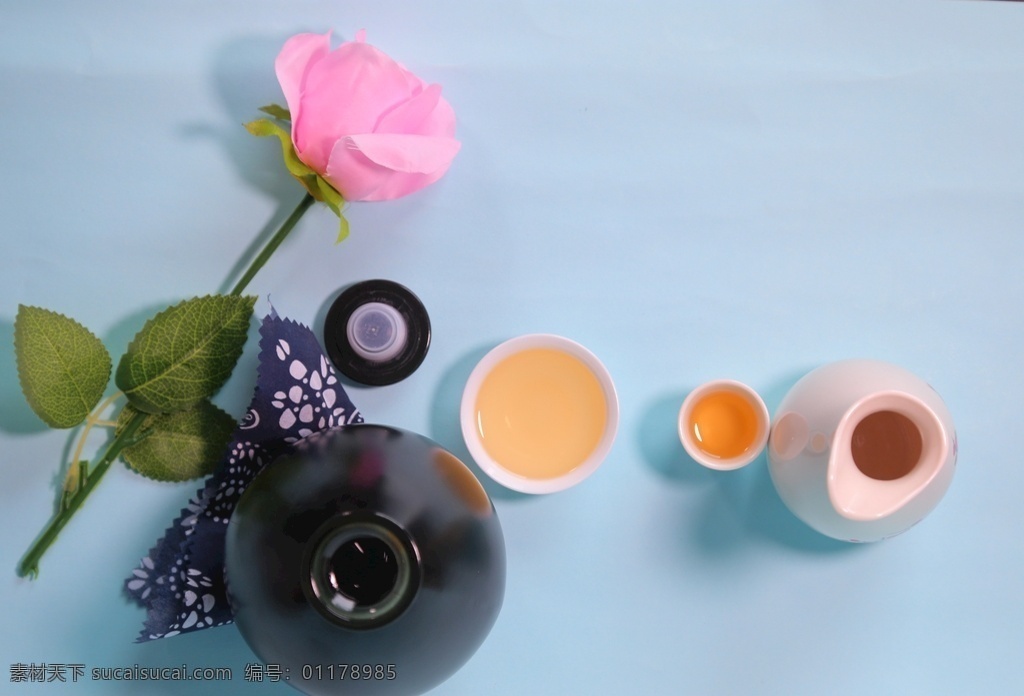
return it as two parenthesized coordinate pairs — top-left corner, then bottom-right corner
(324, 279), (431, 386)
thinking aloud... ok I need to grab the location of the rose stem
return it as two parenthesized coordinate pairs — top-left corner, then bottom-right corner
(17, 413), (146, 579)
(17, 192), (317, 579)
(230, 193), (315, 295)
(63, 392), (124, 493)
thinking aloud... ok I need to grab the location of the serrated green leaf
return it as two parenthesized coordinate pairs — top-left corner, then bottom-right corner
(14, 305), (112, 428)
(258, 103), (291, 121)
(116, 401), (236, 482)
(115, 295), (255, 414)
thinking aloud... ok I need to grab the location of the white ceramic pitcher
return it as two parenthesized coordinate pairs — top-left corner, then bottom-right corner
(767, 360), (957, 542)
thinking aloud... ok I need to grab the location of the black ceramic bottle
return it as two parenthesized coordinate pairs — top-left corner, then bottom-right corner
(225, 425), (506, 696)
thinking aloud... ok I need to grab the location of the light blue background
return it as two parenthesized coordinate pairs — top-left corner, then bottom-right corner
(2, 1), (1023, 694)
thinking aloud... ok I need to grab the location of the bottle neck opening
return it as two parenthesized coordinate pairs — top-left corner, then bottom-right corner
(306, 516), (419, 629)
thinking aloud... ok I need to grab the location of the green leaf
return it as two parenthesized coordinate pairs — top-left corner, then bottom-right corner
(116, 401), (236, 482)
(115, 295), (255, 413)
(13, 305), (112, 428)
(258, 103), (291, 121)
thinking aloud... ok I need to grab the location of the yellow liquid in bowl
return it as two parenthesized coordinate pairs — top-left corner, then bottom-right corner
(474, 348), (608, 480)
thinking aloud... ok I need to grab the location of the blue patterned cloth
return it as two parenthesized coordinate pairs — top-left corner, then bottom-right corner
(124, 313), (363, 641)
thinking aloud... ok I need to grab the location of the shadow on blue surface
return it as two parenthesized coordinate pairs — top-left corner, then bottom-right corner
(638, 370), (862, 555)
(636, 388), (715, 487)
(429, 345), (536, 504)
(176, 32), (311, 297)
(215, 198), (314, 298)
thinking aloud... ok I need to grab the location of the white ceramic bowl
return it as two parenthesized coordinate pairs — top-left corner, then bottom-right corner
(677, 379), (769, 471)
(460, 334), (619, 494)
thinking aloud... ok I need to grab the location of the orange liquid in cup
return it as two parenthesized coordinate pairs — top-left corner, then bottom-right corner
(688, 389), (759, 460)
(473, 348), (607, 480)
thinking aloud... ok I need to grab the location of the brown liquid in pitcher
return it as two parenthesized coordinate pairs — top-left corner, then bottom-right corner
(851, 410), (922, 481)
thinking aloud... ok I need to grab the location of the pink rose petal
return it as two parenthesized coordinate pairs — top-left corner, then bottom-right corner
(274, 33), (331, 153)
(417, 95), (457, 140)
(347, 133), (461, 174)
(274, 30), (460, 202)
(296, 41), (417, 172)
(325, 134), (460, 201)
(375, 83), (444, 135)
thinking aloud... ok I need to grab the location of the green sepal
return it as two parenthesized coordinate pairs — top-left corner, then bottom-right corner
(258, 103), (291, 121)
(13, 305), (112, 428)
(115, 295), (255, 414)
(244, 117), (349, 241)
(244, 118), (317, 183)
(335, 211), (351, 244)
(308, 175), (350, 243)
(116, 401), (236, 482)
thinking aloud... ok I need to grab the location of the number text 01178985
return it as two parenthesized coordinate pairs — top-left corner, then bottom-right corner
(302, 664), (397, 681)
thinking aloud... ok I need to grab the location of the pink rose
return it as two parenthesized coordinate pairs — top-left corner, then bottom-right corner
(275, 30), (460, 202)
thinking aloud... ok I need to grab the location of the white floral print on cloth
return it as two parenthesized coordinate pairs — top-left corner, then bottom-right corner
(125, 312), (363, 641)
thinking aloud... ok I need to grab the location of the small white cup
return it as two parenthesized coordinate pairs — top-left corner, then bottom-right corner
(678, 379), (769, 471)
(460, 334), (619, 494)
